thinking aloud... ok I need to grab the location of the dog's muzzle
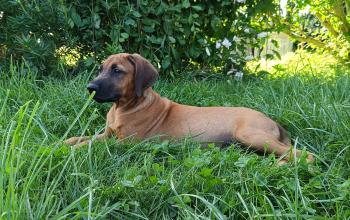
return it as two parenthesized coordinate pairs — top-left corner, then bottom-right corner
(87, 83), (99, 94)
(86, 82), (120, 103)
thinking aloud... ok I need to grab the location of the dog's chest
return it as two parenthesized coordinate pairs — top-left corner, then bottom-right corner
(107, 97), (172, 139)
(108, 117), (134, 139)
(106, 108), (126, 139)
(107, 112), (152, 139)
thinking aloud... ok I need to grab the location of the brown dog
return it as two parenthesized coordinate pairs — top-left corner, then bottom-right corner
(65, 53), (314, 164)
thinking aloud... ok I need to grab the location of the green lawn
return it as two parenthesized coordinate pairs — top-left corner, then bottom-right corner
(1, 65), (350, 219)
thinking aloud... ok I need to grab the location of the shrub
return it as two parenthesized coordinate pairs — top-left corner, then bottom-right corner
(0, 1), (71, 73)
(0, 0), (278, 77)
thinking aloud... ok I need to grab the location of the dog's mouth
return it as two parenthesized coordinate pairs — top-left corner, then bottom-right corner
(92, 95), (120, 103)
(86, 83), (121, 103)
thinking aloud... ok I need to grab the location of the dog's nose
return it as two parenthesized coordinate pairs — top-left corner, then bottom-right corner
(87, 83), (99, 93)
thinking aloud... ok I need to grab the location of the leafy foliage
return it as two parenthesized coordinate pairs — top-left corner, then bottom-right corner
(0, 0), (70, 72)
(1, 0), (349, 76)
(268, 0), (350, 64)
(0, 0), (277, 76)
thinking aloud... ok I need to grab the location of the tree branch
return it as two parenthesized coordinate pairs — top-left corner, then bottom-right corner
(283, 29), (328, 49)
(332, 0), (350, 33)
(315, 12), (339, 37)
(283, 29), (348, 63)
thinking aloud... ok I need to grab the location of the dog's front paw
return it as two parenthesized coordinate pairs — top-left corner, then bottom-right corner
(276, 159), (288, 166)
(64, 136), (87, 146)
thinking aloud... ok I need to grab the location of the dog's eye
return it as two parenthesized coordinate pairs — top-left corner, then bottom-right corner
(111, 64), (121, 74)
(113, 68), (121, 74)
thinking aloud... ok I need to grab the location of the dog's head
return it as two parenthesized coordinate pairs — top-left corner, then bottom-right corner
(87, 53), (158, 103)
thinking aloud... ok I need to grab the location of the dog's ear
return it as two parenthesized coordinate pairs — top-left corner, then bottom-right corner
(128, 53), (158, 97)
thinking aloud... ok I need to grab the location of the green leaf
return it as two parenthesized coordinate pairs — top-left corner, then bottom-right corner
(149, 175), (158, 184)
(149, 36), (163, 44)
(183, 195), (191, 204)
(93, 14), (101, 29)
(272, 49), (281, 60)
(133, 175), (143, 184)
(182, 0), (190, 8)
(121, 33), (129, 39)
(192, 13), (199, 18)
(255, 173), (267, 186)
(68, 19), (74, 28)
(171, 47), (179, 59)
(271, 39), (279, 47)
(143, 26), (155, 33)
(162, 57), (171, 69)
(168, 36), (176, 43)
(152, 163), (164, 172)
(210, 16), (220, 29)
(142, 18), (159, 26)
(192, 5), (203, 11)
(71, 10), (82, 27)
(132, 10), (142, 18)
(121, 180), (134, 187)
(234, 157), (250, 168)
(265, 53), (274, 60)
(199, 168), (213, 177)
(178, 39), (186, 45)
(125, 18), (136, 26)
(163, 19), (173, 35)
(189, 44), (201, 58)
(84, 57), (94, 67)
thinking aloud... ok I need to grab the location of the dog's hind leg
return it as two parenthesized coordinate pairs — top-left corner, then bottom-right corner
(234, 128), (314, 163)
(276, 123), (292, 146)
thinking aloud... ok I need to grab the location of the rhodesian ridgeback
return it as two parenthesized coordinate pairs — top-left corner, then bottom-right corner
(65, 53), (314, 164)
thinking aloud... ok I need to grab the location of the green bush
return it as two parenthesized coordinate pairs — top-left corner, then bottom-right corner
(0, 0), (71, 73)
(0, 0), (277, 76)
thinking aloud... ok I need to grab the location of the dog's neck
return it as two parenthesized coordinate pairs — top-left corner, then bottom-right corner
(114, 87), (155, 112)
(110, 87), (172, 138)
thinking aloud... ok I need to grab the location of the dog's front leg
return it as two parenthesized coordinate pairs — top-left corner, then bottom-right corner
(64, 136), (90, 146)
(64, 128), (113, 148)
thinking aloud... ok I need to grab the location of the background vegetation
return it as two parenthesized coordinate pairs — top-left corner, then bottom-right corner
(2, 0), (348, 77)
(0, 0), (269, 75)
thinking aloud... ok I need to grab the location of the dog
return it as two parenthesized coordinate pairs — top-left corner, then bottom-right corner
(65, 53), (314, 165)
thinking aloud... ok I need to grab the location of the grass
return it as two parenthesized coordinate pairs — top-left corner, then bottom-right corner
(1, 62), (350, 219)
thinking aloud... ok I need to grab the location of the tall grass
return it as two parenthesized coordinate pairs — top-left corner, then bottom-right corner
(0, 62), (349, 219)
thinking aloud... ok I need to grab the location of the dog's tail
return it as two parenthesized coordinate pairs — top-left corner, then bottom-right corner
(277, 123), (291, 146)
